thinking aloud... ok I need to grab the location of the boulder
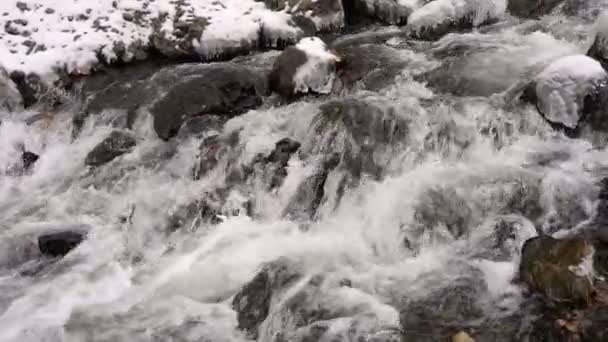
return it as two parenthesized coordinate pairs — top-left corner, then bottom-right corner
(8, 70), (46, 108)
(38, 231), (84, 257)
(345, 0), (417, 26)
(232, 258), (302, 339)
(85, 131), (136, 167)
(520, 236), (596, 304)
(407, 0), (507, 41)
(259, 137), (302, 189)
(150, 63), (267, 140)
(523, 55), (608, 135)
(0, 67), (23, 112)
(269, 37), (341, 100)
(587, 12), (608, 70)
(260, 0), (344, 32)
(507, 0), (565, 18)
(21, 151), (39, 171)
(333, 43), (410, 92)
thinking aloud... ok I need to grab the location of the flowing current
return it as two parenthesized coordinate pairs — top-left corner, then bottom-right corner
(1, 2), (608, 342)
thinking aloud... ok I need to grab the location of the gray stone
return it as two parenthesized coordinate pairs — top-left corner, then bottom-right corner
(85, 131), (136, 167)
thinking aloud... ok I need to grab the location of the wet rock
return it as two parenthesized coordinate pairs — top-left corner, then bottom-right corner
(588, 13), (608, 70)
(345, 0), (415, 26)
(520, 236), (595, 305)
(232, 258), (302, 339)
(260, 0), (344, 32)
(38, 231), (84, 257)
(507, 0), (565, 18)
(150, 15), (208, 59)
(310, 99), (408, 180)
(259, 138), (301, 189)
(8, 70), (43, 108)
(413, 187), (473, 240)
(471, 216), (537, 261)
(523, 55), (608, 136)
(166, 196), (224, 232)
(400, 271), (488, 341)
(193, 134), (224, 180)
(151, 63), (266, 140)
(407, 0), (506, 41)
(0, 67), (23, 112)
(21, 151), (39, 171)
(269, 37), (341, 100)
(283, 155), (339, 220)
(85, 131), (136, 167)
(176, 115), (224, 140)
(332, 43), (410, 92)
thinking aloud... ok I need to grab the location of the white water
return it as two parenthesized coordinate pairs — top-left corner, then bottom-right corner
(1, 3), (608, 342)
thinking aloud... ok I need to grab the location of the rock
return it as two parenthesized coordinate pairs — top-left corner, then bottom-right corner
(310, 99), (408, 180)
(332, 43), (410, 92)
(470, 216), (537, 261)
(260, 138), (301, 189)
(150, 63), (267, 140)
(150, 15), (209, 59)
(400, 269), (488, 341)
(520, 236), (596, 304)
(193, 134), (224, 180)
(38, 231), (84, 257)
(0, 67), (23, 112)
(413, 186), (473, 240)
(166, 195), (224, 232)
(21, 151), (39, 171)
(523, 55), (608, 135)
(452, 331), (475, 342)
(232, 258), (302, 339)
(176, 115), (224, 140)
(8, 70), (45, 108)
(345, 0), (416, 26)
(85, 131), (136, 167)
(507, 0), (565, 18)
(407, 0), (507, 41)
(269, 37), (341, 100)
(283, 154), (339, 220)
(260, 0), (344, 32)
(588, 12), (608, 70)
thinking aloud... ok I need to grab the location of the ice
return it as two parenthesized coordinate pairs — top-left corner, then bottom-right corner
(535, 54), (607, 128)
(292, 37), (341, 94)
(408, 0), (507, 33)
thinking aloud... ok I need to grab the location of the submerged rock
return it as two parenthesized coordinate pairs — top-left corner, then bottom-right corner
(507, 0), (565, 18)
(269, 37), (341, 100)
(38, 231), (84, 257)
(407, 0), (507, 41)
(85, 131), (136, 167)
(0, 66), (23, 112)
(520, 236), (595, 304)
(151, 63), (267, 140)
(232, 258), (302, 339)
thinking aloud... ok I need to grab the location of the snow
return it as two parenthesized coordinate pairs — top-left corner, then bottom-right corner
(534, 55), (607, 129)
(0, 0), (302, 79)
(408, 0), (507, 32)
(292, 37), (341, 95)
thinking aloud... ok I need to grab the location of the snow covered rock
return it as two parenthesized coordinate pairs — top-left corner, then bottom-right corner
(525, 55), (608, 131)
(0, 0), (303, 78)
(260, 0), (344, 32)
(269, 37), (341, 99)
(507, 0), (565, 18)
(588, 11), (608, 69)
(0, 66), (23, 112)
(407, 0), (507, 40)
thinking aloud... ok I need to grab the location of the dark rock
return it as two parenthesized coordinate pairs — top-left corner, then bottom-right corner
(150, 64), (266, 140)
(332, 43), (409, 92)
(193, 134), (224, 180)
(8, 70), (42, 108)
(38, 231), (84, 257)
(310, 99), (408, 180)
(269, 46), (310, 99)
(21, 151), (39, 171)
(344, 0), (413, 26)
(150, 14), (208, 59)
(260, 0), (344, 32)
(232, 258), (302, 339)
(166, 195), (224, 232)
(400, 271), (488, 341)
(507, 0), (565, 18)
(520, 236), (595, 305)
(16, 2), (30, 12)
(261, 138), (301, 189)
(0, 67), (23, 112)
(588, 34), (608, 70)
(176, 115), (224, 140)
(85, 131), (136, 167)
(471, 216), (537, 261)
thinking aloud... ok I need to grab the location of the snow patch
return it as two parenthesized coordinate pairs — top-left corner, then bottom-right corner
(408, 0), (507, 33)
(534, 55), (607, 128)
(293, 37), (341, 94)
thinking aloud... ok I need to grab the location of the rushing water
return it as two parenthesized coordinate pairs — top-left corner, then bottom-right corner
(1, 3), (608, 342)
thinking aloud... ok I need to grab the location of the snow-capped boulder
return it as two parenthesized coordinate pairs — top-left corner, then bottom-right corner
(260, 0), (344, 32)
(407, 0), (507, 40)
(0, 66), (23, 112)
(526, 55), (607, 131)
(507, 0), (565, 19)
(269, 37), (341, 99)
(588, 11), (608, 69)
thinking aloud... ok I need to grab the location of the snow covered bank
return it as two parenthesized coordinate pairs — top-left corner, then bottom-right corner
(0, 0), (305, 78)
